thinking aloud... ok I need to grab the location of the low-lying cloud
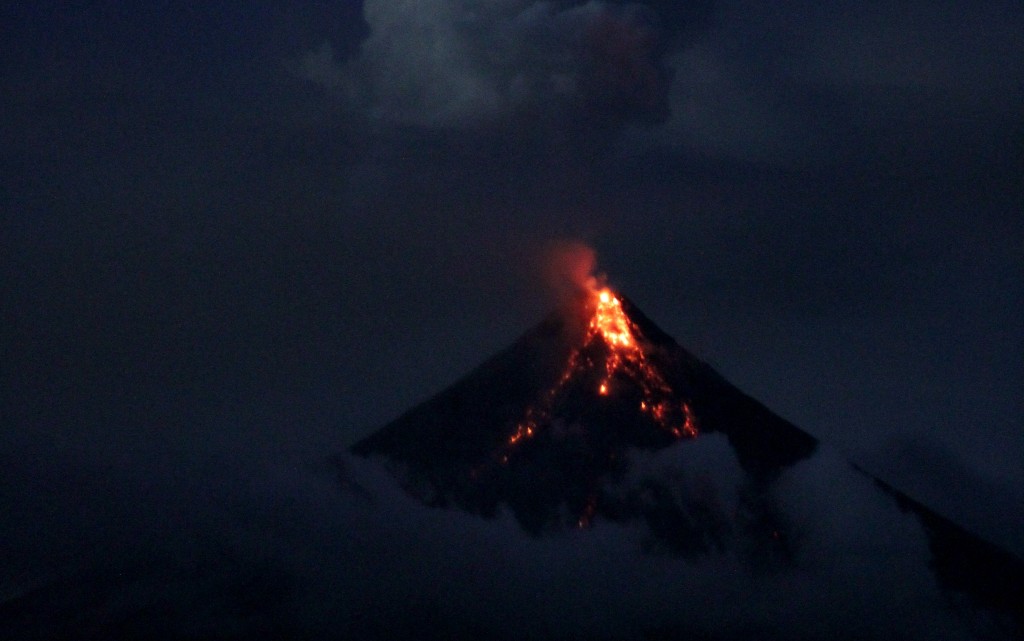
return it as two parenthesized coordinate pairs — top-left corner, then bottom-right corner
(1, 431), (1009, 640)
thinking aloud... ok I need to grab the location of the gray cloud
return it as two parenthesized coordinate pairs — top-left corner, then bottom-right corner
(300, 1), (672, 129)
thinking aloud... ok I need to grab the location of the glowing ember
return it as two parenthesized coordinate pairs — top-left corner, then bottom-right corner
(505, 285), (699, 454)
(577, 495), (598, 529)
(592, 288), (634, 348)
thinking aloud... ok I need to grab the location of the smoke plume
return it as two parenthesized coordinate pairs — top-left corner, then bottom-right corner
(299, 1), (673, 130)
(543, 240), (601, 303)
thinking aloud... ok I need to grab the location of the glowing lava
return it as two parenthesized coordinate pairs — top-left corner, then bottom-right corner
(505, 286), (698, 453)
(593, 289), (633, 347)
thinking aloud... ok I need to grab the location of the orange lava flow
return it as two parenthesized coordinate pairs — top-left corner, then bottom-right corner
(504, 287), (698, 454)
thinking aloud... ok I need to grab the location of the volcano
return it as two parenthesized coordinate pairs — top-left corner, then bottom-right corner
(352, 283), (1024, 632)
(353, 286), (816, 551)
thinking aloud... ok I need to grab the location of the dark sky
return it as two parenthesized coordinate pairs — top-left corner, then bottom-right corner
(2, 0), (1022, 556)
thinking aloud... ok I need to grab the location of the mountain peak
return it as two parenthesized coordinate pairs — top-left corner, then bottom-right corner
(506, 285), (697, 455)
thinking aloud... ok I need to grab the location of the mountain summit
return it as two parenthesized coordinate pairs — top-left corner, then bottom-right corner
(353, 284), (816, 552)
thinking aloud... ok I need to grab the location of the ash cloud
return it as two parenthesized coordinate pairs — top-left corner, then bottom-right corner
(299, 1), (674, 130)
(542, 239), (602, 302)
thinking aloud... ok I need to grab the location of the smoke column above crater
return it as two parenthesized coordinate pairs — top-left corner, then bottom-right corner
(543, 240), (601, 302)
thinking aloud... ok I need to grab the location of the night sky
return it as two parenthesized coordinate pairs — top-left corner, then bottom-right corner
(2, 0), (1022, 582)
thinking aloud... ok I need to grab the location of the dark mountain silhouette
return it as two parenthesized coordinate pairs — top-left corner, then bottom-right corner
(863, 468), (1024, 626)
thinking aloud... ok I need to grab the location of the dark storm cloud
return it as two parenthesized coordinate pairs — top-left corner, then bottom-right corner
(634, 0), (1024, 170)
